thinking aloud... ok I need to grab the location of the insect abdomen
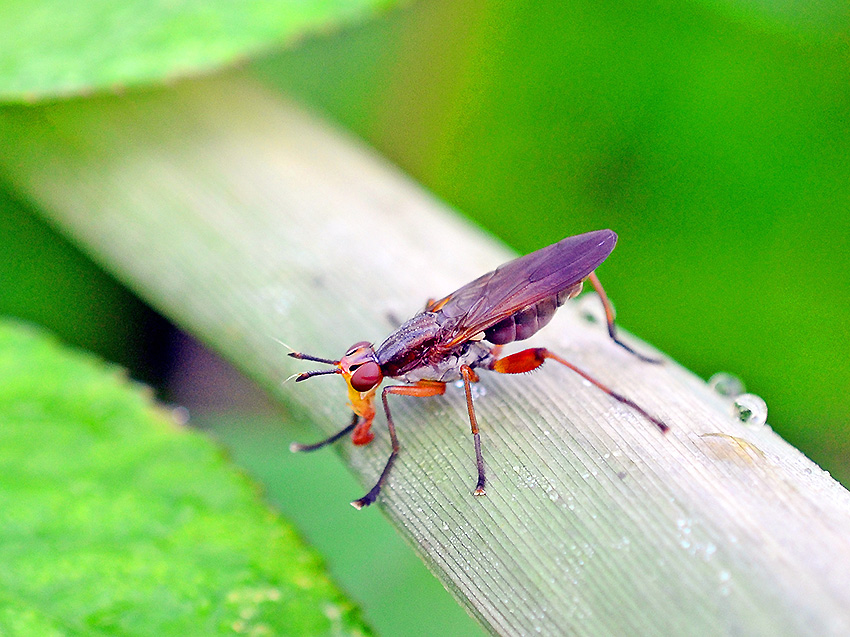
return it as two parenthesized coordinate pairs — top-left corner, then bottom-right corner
(484, 284), (582, 345)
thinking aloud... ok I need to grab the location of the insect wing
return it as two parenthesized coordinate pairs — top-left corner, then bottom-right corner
(431, 230), (618, 348)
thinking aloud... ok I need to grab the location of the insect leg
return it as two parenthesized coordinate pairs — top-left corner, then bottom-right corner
(492, 348), (669, 433)
(351, 381), (446, 509)
(587, 271), (660, 364)
(290, 413), (358, 452)
(460, 365), (487, 496)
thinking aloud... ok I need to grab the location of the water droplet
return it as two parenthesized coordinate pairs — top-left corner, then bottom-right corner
(170, 405), (190, 426)
(733, 393), (768, 428)
(456, 380), (487, 399)
(708, 372), (745, 398)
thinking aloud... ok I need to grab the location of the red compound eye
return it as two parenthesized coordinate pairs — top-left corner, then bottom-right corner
(350, 361), (382, 392)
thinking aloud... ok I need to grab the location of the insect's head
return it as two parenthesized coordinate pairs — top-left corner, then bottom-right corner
(338, 341), (383, 392)
(288, 341), (383, 393)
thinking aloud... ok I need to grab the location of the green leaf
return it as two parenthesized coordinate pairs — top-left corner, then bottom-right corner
(0, 0), (396, 103)
(0, 320), (370, 636)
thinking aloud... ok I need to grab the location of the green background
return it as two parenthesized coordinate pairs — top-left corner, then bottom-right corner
(2, 0), (848, 634)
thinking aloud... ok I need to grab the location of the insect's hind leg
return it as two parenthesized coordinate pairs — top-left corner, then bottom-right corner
(587, 271), (660, 364)
(491, 348), (669, 433)
(290, 413), (358, 452)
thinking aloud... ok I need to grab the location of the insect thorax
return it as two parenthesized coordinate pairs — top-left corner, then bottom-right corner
(375, 313), (495, 383)
(395, 340), (495, 384)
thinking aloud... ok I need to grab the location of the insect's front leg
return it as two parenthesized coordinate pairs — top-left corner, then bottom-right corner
(351, 407), (376, 445)
(351, 381), (446, 510)
(290, 413), (358, 453)
(587, 271), (661, 364)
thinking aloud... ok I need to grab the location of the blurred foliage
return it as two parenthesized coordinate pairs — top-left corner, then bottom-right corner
(0, 0), (396, 100)
(0, 188), (169, 384)
(0, 321), (370, 636)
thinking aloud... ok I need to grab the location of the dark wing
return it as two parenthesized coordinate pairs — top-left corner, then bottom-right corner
(429, 229), (617, 348)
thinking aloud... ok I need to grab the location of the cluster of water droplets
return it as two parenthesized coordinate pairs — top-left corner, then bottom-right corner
(707, 372), (768, 429)
(452, 379), (487, 399)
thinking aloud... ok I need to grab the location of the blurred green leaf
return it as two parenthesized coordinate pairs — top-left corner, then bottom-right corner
(0, 187), (167, 383)
(0, 0), (396, 102)
(0, 320), (370, 636)
(691, 0), (849, 37)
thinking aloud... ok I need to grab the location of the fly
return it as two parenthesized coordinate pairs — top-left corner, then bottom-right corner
(289, 229), (668, 509)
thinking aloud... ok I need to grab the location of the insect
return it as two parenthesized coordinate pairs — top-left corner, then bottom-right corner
(289, 229), (668, 509)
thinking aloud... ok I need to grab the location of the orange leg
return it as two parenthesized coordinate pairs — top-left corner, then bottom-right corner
(492, 347), (669, 433)
(588, 271), (660, 363)
(351, 381), (446, 509)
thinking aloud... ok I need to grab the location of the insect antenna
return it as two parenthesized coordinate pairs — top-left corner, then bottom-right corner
(288, 351), (338, 365)
(295, 368), (342, 382)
